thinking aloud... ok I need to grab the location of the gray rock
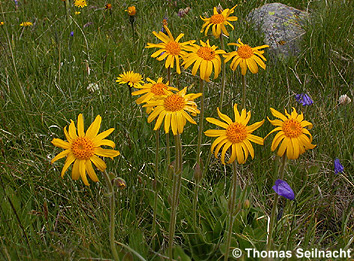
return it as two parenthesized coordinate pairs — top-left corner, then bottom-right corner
(247, 3), (309, 59)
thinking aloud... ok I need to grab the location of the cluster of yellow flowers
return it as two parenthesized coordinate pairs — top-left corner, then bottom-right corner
(51, 4), (316, 187)
(145, 6), (269, 81)
(117, 73), (202, 136)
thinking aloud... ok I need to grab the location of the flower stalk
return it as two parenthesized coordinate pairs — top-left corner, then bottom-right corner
(151, 130), (160, 240)
(241, 74), (246, 109)
(103, 171), (120, 261)
(224, 160), (238, 261)
(196, 78), (205, 166)
(168, 134), (183, 260)
(219, 35), (226, 111)
(267, 154), (287, 252)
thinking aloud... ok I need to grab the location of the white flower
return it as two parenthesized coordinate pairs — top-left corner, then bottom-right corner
(338, 94), (351, 105)
(87, 83), (99, 93)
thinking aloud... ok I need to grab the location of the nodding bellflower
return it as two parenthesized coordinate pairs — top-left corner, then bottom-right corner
(334, 158), (344, 174)
(272, 179), (295, 200)
(295, 93), (313, 106)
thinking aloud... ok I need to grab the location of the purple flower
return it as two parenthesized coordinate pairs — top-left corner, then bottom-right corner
(334, 158), (344, 174)
(295, 93), (313, 106)
(70, 31), (74, 37)
(272, 179), (295, 200)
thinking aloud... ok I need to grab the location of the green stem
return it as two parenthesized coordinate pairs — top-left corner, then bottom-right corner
(196, 78), (205, 166)
(192, 181), (200, 228)
(167, 66), (172, 86)
(152, 130), (160, 239)
(224, 160), (238, 261)
(166, 67), (171, 169)
(168, 134), (182, 260)
(241, 74), (246, 110)
(267, 154), (287, 253)
(219, 35), (226, 111)
(103, 171), (120, 261)
(166, 133), (171, 169)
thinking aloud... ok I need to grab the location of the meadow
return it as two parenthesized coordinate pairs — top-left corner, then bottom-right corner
(0, 0), (353, 260)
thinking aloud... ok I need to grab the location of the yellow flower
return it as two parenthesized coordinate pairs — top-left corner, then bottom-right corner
(20, 22), (33, 27)
(0, 22), (4, 26)
(75, 11), (81, 15)
(200, 5), (238, 38)
(74, 0), (87, 8)
(146, 26), (195, 74)
(205, 104), (264, 164)
(116, 71), (144, 88)
(182, 40), (226, 82)
(143, 88), (202, 135)
(51, 114), (120, 186)
(266, 108), (316, 159)
(131, 77), (178, 104)
(224, 38), (269, 75)
(126, 6), (136, 16)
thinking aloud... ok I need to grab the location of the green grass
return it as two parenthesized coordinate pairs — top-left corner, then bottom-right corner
(0, 0), (353, 260)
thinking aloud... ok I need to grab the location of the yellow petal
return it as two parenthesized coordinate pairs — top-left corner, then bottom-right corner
(77, 114), (85, 137)
(71, 160), (80, 180)
(68, 120), (78, 139)
(51, 138), (70, 149)
(79, 160), (90, 186)
(86, 115), (102, 139)
(86, 160), (99, 182)
(95, 147), (120, 159)
(164, 113), (171, 134)
(217, 108), (233, 125)
(61, 154), (76, 177)
(91, 155), (107, 171)
(206, 117), (229, 129)
(51, 149), (70, 163)
(92, 128), (115, 144)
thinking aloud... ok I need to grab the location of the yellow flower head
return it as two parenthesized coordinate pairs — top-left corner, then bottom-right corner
(146, 26), (195, 74)
(0, 22), (4, 26)
(182, 40), (226, 82)
(116, 71), (144, 88)
(205, 104), (264, 164)
(143, 87), (202, 135)
(74, 0), (87, 8)
(200, 5), (238, 38)
(20, 22), (33, 27)
(126, 6), (136, 16)
(224, 38), (269, 75)
(51, 114), (120, 186)
(131, 77), (178, 104)
(75, 11), (81, 15)
(266, 108), (316, 159)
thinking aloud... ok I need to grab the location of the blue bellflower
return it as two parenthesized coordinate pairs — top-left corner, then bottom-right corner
(295, 93), (313, 106)
(272, 179), (295, 200)
(334, 158), (344, 174)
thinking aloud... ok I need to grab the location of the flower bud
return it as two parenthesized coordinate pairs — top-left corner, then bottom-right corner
(243, 199), (250, 209)
(194, 163), (203, 183)
(113, 177), (127, 190)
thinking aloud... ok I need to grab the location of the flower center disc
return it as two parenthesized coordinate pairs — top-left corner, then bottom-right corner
(166, 41), (181, 56)
(226, 123), (247, 143)
(164, 94), (185, 112)
(237, 45), (254, 59)
(197, 47), (215, 61)
(71, 137), (95, 160)
(282, 119), (303, 138)
(151, 83), (167, 95)
(210, 14), (225, 24)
